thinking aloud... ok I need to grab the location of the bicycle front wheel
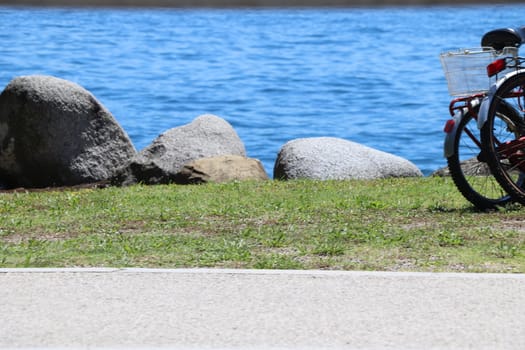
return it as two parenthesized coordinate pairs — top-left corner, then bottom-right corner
(481, 73), (525, 205)
(447, 110), (512, 210)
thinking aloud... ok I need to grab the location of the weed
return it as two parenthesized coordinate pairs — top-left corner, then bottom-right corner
(437, 230), (465, 247)
(492, 241), (521, 259)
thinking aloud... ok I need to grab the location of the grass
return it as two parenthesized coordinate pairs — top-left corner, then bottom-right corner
(0, 177), (524, 272)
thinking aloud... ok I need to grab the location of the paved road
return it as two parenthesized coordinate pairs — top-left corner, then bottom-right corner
(0, 268), (524, 349)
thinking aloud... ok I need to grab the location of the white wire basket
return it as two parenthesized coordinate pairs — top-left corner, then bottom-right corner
(440, 47), (517, 97)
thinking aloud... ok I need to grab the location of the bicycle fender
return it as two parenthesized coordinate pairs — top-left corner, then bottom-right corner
(444, 108), (465, 158)
(477, 94), (492, 130)
(444, 97), (482, 158)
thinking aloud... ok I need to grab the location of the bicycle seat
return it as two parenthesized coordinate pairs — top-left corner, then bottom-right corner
(481, 26), (525, 50)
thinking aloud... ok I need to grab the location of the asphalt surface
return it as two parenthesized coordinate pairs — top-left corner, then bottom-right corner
(0, 268), (524, 349)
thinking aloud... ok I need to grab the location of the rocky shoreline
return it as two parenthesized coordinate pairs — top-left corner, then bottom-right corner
(0, 75), (422, 190)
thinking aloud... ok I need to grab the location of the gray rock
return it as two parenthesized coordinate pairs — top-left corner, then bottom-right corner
(0, 75), (136, 188)
(174, 155), (269, 184)
(111, 159), (176, 186)
(113, 114), (246, 185)
(274, 137), (423, 180)
(432, 158), (491, 177)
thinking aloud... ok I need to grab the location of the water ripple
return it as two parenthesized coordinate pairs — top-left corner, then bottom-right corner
(1, 6), (525, 176)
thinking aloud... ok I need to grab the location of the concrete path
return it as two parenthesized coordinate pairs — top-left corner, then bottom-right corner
(0, 268), (524, 350)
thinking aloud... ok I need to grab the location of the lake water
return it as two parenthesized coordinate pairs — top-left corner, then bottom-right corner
(1, 5), (524, 177)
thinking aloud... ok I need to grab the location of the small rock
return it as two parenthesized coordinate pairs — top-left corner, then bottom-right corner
(175, 155), (269, 184)
(432, 158), (491, 177)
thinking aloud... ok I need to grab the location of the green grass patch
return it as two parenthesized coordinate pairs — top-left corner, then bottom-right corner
(0, 177), (524, 272)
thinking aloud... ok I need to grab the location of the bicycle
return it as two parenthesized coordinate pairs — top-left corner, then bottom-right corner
(478, 27), (525, 205)
(440, 28), (524, 210)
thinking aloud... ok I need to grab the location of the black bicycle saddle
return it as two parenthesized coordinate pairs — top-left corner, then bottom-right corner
(481, 26), (525, 50)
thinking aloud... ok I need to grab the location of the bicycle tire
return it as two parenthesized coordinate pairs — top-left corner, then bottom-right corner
(481, 73), (525, 205)
(447, 109), (513, 210)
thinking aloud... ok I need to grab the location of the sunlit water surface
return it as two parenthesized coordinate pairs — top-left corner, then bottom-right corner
(1, 5), (525, 176)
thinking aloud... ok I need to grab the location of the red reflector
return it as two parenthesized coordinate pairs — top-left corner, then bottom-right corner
(444, 119), (455, 133)
(487, 59), (506, 77)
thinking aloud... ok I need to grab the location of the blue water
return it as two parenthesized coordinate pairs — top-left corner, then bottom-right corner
(1, 5), (525, 176)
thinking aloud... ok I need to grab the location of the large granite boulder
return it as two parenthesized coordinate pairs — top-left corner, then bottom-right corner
(274, 137), (423, 180)
(174, 155), (269, 184)
(113, 114), (246, 185)
(0, 75), (136, 188)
